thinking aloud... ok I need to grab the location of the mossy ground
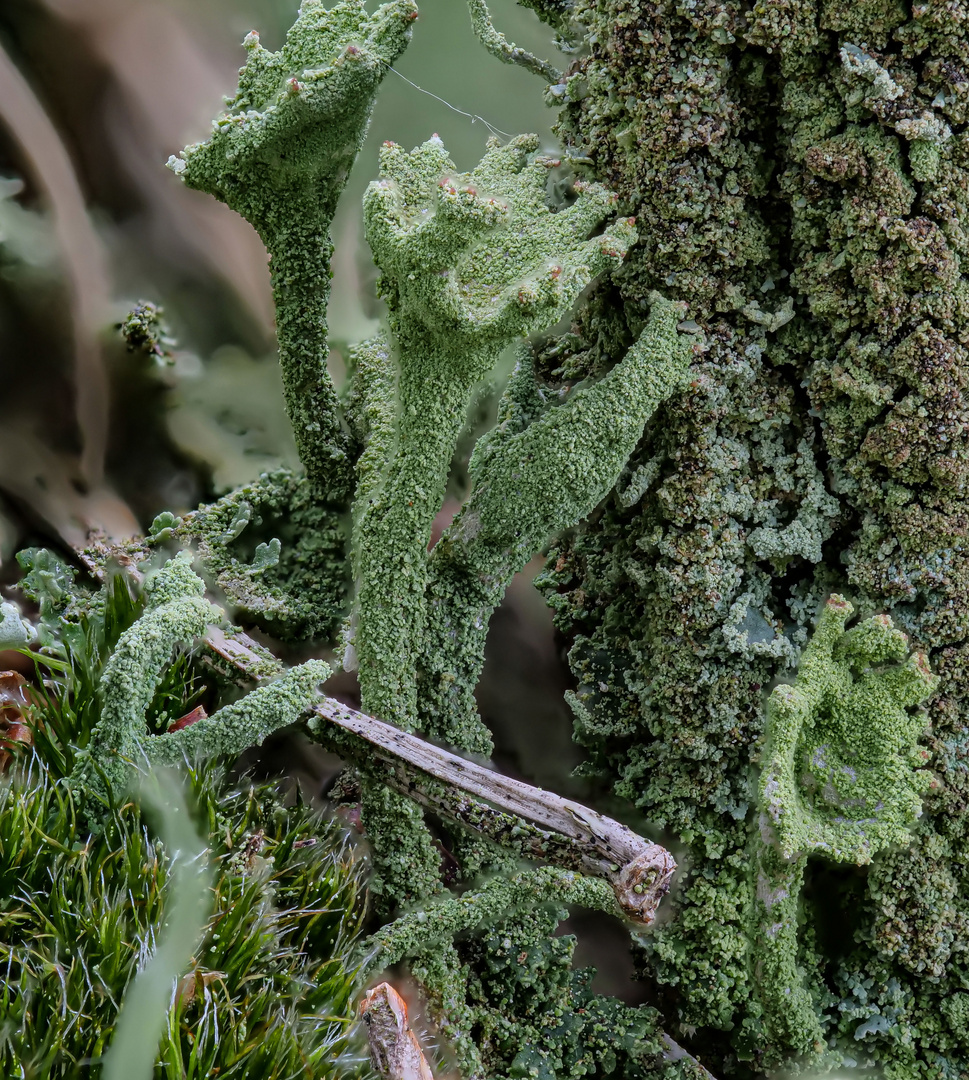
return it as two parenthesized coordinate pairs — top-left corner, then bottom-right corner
(0, 572), (366, 1078)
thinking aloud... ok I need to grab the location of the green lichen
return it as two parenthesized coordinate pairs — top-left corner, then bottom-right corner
(168, 0), (417, 492)
(363, 867), (689, 1080)
(146, 660), (329, 765)
(352, 132), (638, 731)
(535, 0), (969, 1069)
(753, 595), (937, 1057)
(760, 595), (937, 863)
(341, 132), (698, 909)
(420, 294), (693, 751)
(67, 553), (214, 809)
(176, 468), (348, 641)
(68, 552), (328, 815)
(465, 0), (563, 83)
(362, 866), (618, 973)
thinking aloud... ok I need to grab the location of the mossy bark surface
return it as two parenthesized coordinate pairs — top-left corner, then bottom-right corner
(540, 0), (969, 1071)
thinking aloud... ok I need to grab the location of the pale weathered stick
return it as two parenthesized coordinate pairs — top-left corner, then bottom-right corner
(360, 983), (435, 1080)
(311, 696), (675, 926)
(76, 538), (675, 924)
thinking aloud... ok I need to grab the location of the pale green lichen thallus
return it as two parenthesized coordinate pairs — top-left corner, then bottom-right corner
(753, 595), (938, 1056)
(167, 0), (418, 492)
(352, 132), (639, 733)
(69, 553), (330, 818)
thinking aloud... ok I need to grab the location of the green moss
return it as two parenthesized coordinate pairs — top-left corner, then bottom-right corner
(0, 763), (365, 1077)
(1, 559), (364, 1078)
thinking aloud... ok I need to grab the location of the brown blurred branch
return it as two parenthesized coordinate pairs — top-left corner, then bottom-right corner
(0, 37), (112, 486)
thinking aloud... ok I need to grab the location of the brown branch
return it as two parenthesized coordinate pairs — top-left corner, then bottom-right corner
(0, 39), (112, 486)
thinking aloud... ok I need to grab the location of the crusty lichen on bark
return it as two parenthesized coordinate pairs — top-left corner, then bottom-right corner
(539, 0), (969, 1070)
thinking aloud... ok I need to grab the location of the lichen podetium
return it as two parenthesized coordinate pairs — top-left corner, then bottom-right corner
(353, 133), (640, 734)
(344, 131), (691, 906)
(754, 595), (936, 1057)
(168, 0), (418, 495)
(69, 553), (330, 820)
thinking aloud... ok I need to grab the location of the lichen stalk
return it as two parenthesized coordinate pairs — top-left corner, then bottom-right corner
(168, 0), (418, 493)
(68, 553), (330, 816)
(359, 866), (619, 976)
(351, 132), (640, 904)
(355, 132), (637, 734)
(353, 333), (495, 729)
(752, 595), (938, 1058)
(264, 222), (345, 488)
(420, 293), (693, 749)
(69, 553), (216, 810)
(750, 852), (818, 1056)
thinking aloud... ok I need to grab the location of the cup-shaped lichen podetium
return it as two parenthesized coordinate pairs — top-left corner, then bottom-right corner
(69, 553), (330, 820)
(420, 295), (693, 753)
(168, 0), (418, 491)
(753, 594), (938, 1057)
(354, 132), (638, 732)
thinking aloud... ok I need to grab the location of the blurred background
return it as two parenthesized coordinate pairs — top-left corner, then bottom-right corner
(0, 0), (555, 535)
(0, 0), (644, 1000)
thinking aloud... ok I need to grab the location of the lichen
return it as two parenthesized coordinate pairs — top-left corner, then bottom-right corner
(759, 596), (937, 865)
(68, 553), (329, 815)
(343, 131), (672, 907)
(536, 0), (969, 1071)
(362, 867), (688, 1080)
(168, 0), (417, 492)
(420, 294), (694, 751)
(752, 595), (937, 1057)
(353, 131), (638, 731)
(175, 468), (348, 641)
